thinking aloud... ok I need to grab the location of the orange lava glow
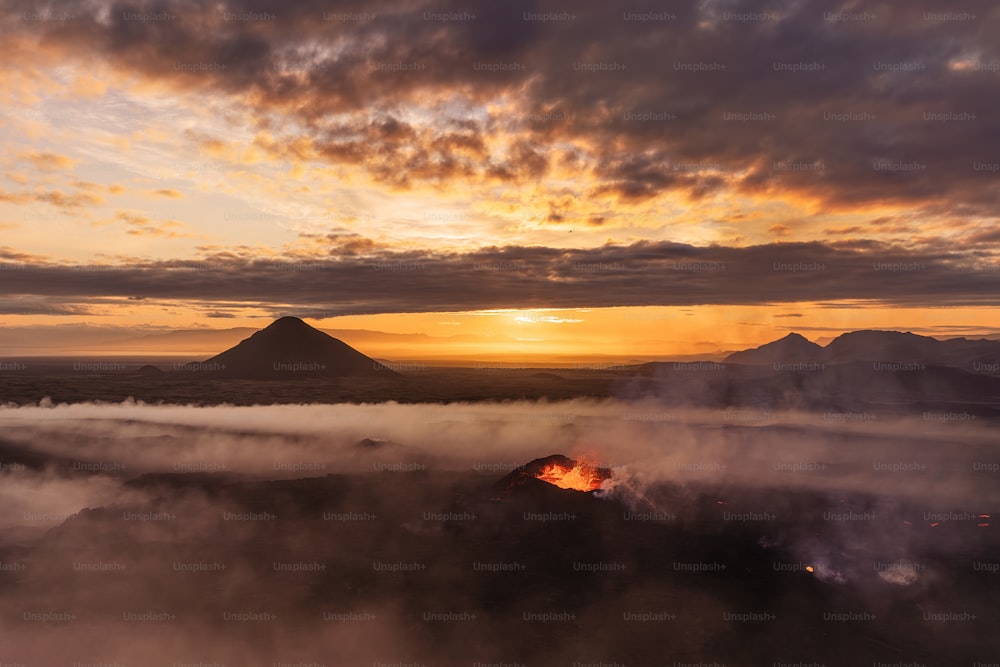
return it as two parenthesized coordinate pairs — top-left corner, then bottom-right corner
(536, 459), (606, 492)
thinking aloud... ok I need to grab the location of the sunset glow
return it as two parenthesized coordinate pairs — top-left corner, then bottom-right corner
(1, 1), (998, 359)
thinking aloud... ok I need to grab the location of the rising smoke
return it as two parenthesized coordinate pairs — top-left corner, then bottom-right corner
(0, 398), (996, 664)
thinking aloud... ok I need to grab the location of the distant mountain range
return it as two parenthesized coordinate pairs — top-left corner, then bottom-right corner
(1, 319), (998, 411)
(622, 329), (1000, 414)
(725, 330), (1000, 373)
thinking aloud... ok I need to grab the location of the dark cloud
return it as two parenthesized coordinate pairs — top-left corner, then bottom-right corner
(2, 0), (998, 216)
(968, 227), (1000, 243)
(3, 240), (1000, 314)
(0, 296), (99, 315)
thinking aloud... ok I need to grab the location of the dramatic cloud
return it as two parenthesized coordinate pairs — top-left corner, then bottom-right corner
(2, 240), (999, 315)
(1, 0), (997, 344)
(0, 0), (997, 216)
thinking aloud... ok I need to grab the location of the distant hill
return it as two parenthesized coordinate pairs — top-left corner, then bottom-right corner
(725, 330), (1000, 373)
(184, 317), (392, 379)
(724, 333), (824, 365)
(825, 330), (1000, 367)
(621, 328), (1000, 412)
(112, 327), (257, 354)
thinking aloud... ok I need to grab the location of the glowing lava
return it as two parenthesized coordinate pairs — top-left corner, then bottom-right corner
(495, 454), (613, 496)
(535, 458), (608, 492)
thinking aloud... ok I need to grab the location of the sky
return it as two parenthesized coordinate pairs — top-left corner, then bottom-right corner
(0, 0), (998, 359)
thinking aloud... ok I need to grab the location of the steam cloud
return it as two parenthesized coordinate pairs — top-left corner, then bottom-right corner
(0, 399), (997, 664)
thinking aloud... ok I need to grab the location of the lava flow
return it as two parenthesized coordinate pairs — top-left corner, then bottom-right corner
(535, 457), (609, 492)
(493, 454), (613, 497)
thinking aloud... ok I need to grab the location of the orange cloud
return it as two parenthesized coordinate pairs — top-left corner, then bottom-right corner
(0, 188), (103, 209)
(18, 151), (77, 170)
(825, 226), (865, 235)
(114, 210), (193, 238)
(149, 188), (183, 199)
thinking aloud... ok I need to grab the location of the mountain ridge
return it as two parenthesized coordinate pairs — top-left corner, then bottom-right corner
(724, 329), (1000, 372)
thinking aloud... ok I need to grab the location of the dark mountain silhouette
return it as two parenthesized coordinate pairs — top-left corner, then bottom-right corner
(622, 330), (1000, 413)
(825, 330), (1000, 368)
(530, 371), (565, 380)
(823, 330), (934, 363)
(185, 316), (392, 379)
(724, 332), (824, 365)
(726, 330), (1000, 373)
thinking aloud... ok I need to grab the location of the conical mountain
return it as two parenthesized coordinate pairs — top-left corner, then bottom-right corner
(724, 332), (824, 365)
(192, 316), (392, 379)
